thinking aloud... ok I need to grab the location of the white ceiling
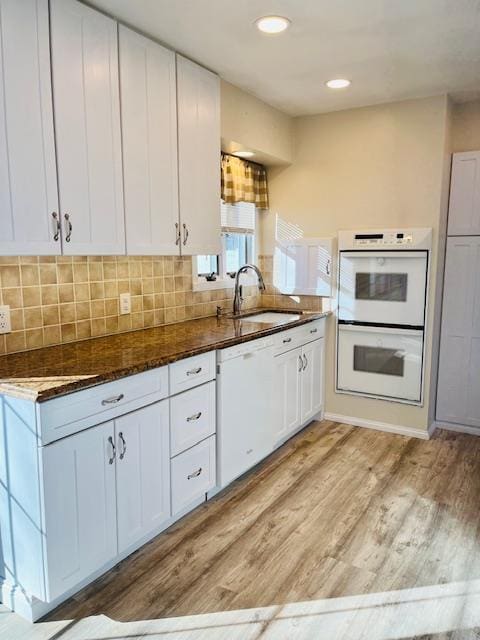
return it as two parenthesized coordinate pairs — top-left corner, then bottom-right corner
(89, 0), (480, 116)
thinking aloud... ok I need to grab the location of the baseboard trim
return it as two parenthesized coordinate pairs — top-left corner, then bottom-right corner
(324, 412), (432, 440)
(434, 420), (480, 436)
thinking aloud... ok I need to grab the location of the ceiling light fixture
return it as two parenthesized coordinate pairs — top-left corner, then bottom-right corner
(255, 15), (290, 34)
(234, 150), (255, 158)
(326, 78), (351, 89)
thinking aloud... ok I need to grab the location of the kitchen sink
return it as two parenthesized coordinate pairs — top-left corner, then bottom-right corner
(240, 312), (301, 323)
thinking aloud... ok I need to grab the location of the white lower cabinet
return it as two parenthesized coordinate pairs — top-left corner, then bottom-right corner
(42, 421), (117, 601)
(273, 338), (325, 445)
(115, 401), (170, 554)
(171, 436), (216, 515)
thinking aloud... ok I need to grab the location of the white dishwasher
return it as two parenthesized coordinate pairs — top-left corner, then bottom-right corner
(216, 335), (275, 489)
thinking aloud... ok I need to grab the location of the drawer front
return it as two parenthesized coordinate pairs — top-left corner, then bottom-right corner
(273, 319), (326, 355)
(298, 318), (326, 343)
(39, 367), (169, 445)
(171, 435), (216, 515)
(169, 351), (215, 395)
(170, 381), (216, 457)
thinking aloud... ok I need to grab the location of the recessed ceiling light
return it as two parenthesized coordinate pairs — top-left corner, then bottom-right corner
(326, 78), (351, 89)
(255, 15), (290, 34)
(234, 150), (255, 158)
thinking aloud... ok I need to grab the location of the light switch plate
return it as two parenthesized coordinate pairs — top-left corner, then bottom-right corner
(0, 305), (11, 334)
(119, 293), (131, 315)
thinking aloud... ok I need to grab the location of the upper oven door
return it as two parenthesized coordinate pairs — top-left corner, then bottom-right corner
(338, 251), (428, 326)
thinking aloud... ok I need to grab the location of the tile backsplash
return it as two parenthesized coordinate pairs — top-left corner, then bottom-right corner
(0, 254), (326, 355)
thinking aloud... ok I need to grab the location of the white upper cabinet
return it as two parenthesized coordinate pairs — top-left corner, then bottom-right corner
(177, 55), (221, 256)
(50, 0), (125, 255)
(448, 151), (480, 236)
(274, 238), (333, 297)
(0, 0), (60, 255)
(119, 27), (179, 255)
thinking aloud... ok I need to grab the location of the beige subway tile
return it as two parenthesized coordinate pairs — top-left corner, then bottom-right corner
(117, 279), (130, 294)
(105, 298), (118, 316)
(1, 265), (21, 287)
(103, 262), (117, 280)
(131, 295), (142, 312)
(20, 264), (39, 286)
(142, 279), (154, 294)
(61, 323), (77, 343)
(72, 255), (88, 263)
(0, 256), (19, 265)
(6, 331), (26, 353)
(57, 264), (73, 284)
(73, 263), (88, 283)
(24, 306), (43, 329)
(88, 262), (103, 281)
(39, 255), (55, 263)
(56, 255), (72, 264)
(59, 284), (74, 303)
(130, 279), (142, 295)
(90, 282), (105, 300)
(25, 328), (44, 350)
(141, 261), (153, 278)
(0, 335), (5, 354)
(104, 280), (118, 298)
(153, 277), (164, 293)
(164, 292), (175, 307)
(163, 258), (174, 276)
(87, 255), (102, 262)
(75, 301), (91, 320)
(153, 260), (163, 277)
(40, 264), (58, 285)
(143, 311), (154, 327)
(43, 325), (60, 345)
(74, 283), (90, 302)
(164, 307), (176, 323)
(118, 315), (132, 332)
(175, 307), (186, 321)
(174, 276), (186, 291)
(20, 256), (39, 264)
(10, 309), (24, 331)
(154, 309), (165, 325)
(174, 292), (186, 306)
(59, 303), (76, 324)
(43, 305), (60, 326)
(3, 287), (23, 308)
(131, 312), (144, 329)
(164, 276), (174, 292)
(154, 293), (164, 309)
(129, 261), (141, 278)
(91, 318), (106, 336)
(117, 262), (129, 279)
(76, 320), (91, 339)
(173, 260), (183, 276)
(102, 255), (116, 263)
(142, 294), (154, 311)
(22, 286), (40, 308)
(41, 285), (58, 306)
(91, 300), (105, 318)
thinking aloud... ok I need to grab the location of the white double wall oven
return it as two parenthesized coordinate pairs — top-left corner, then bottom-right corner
(336, 229), (432, 404)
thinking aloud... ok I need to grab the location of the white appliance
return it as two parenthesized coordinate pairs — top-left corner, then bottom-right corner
(336, 228), (432, 405)
(216, 336), (275, 489)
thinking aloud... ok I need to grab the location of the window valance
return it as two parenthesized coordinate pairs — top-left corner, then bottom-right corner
(221, 153), (269, 209)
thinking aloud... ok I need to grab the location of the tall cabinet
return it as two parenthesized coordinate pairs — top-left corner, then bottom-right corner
(0, 0), (60, 255)
(436, 151), (480, 431)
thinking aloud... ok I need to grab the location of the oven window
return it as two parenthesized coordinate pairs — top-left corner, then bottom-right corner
(353, 345), (405, 377)
(355, 273), (408, 302)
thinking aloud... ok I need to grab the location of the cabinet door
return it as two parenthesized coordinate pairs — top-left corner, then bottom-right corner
(448, 152), (480, 236)
(300, 339), (324, 425)
(177, 55), (221, 256)
(119, 26), (179, 255)
(50, 0), (125, 255)
(274, 238), (333, 296)
(115, 401), (171, 554)
(42, 421), (117, 601)
(437, 237), (480, 428)
(273, 347), (302, 443)
(0, 0), (60, 255)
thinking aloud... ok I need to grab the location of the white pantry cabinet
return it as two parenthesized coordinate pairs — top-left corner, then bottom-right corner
(436, 236), (480, 429)
(115, 401), (171, 553)
(0, 0), (60, 255)
(273, 337), (324, 444)
(42, 421), (117, 601)
(119, 26), (179, 255)
(177, 55), (221, 256)
(50, 0), (125, 255)
(448, 151), (480, 236)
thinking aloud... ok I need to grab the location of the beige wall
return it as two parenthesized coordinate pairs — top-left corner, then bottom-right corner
(451, 100), (480, 152)
(220, 80), (293, 166)
(262, 95), (451, 432)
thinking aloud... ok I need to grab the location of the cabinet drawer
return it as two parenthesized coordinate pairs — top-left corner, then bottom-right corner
(170, 381), (216, 457)
(298, 318), (326, 343)
(171, 435), (216, 515)
(273, 319), (326, 355)
(169, 351), (215, 395)
(39, 367), (169, 445)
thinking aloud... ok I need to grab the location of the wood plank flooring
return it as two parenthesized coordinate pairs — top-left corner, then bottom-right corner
(45, 421), (480, 625)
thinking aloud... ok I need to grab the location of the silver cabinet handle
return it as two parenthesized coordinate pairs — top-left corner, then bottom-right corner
(118, 431), (127, 460)
(52, 212), (61, 241)
(283, 337), (292, 344)
(187, 467), (202, 480)
(298, 355), (303, 372)
(101, 393), (124, 406)
(326, 259), (331, 276)
(187, 411), (202, 422)
(107, 436), (116, 465)
(310, 328), (318, 334)
(186, 367), (202, 376)
(64, 213), (73, 242)
(303, 354), (308, 370)
(175, 222), (181, 246)
(182, 222), (189, 246)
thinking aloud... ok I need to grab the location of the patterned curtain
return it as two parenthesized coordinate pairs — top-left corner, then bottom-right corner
(221, 153), (269, 209)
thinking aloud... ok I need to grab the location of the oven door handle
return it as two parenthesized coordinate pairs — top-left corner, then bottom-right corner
(338, 324), (423, 337)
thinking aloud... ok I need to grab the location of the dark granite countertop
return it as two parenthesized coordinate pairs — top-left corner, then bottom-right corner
(0, 309), (330, 402)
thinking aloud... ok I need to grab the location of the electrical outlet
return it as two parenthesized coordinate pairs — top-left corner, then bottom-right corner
(119, 293), (131, 315)
(0, 305), (11, 334)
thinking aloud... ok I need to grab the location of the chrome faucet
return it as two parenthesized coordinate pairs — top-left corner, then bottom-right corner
(233, 264), (266, 315)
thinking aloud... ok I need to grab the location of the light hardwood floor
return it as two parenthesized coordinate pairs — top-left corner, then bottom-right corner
(42, 420), (480, 628)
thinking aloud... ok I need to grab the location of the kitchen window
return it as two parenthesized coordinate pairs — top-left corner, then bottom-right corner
(193, 201), (257, 290)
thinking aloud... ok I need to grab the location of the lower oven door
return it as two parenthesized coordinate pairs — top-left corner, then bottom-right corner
(337, 324), (424, 403)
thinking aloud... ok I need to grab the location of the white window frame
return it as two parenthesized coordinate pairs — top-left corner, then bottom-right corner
(192, 203), (258, 291)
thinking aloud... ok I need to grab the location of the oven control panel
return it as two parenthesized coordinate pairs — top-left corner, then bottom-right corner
(353, 231), (413, 247)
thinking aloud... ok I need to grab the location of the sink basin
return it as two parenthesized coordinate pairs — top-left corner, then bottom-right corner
(241, 312), (301, 324)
